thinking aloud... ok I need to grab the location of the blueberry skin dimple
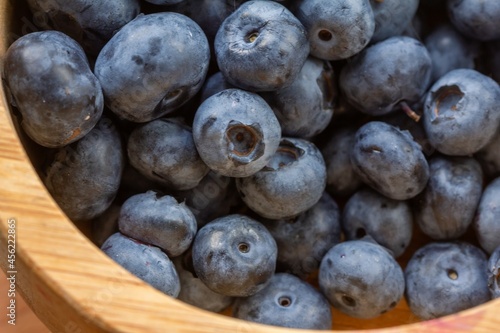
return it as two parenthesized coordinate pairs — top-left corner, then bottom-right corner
(339, 36), (432, 116)
(3, 31), (103, 148)
(369, 0), (419, 43)
(95, 13), (210, 122)
(342, 188), (413, 258)
(447, 0), (500, 41)
(192, 214), (277, 297)
(193, 89), (281, 178)
(215, 0), (309, 91)
(350, 121), (430, 200)
(319, 240), (405, 319)
(423, 69), (500, 156)
(488, 246), (500, 299)
(414, 155), (483, 241)
(474, 177), (500, 255)
(263, 192), (341, 278)
(260, 57), (336, 139)
(43, 117), (124, 221)
(118, 191), (197, 258)
(292, 0), (375, 61)
(127, 118), (209, 191)
(101, 233), (180, 298)
(26, 0), (140, 56)
(233, 273), (332, 330)
(236, 137), (327, 220)
(405, 241), (490, 320)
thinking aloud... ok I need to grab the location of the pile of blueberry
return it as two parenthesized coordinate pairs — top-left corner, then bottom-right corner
(4, 0), (500, 329)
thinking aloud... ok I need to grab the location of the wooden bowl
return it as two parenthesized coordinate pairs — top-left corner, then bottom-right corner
(0, 0), (499, 332)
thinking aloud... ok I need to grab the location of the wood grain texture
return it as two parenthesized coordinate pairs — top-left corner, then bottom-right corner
(0, 0), (499, 332)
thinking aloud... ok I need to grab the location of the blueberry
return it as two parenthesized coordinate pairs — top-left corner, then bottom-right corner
(43, 117), (124, 221)
(342, 188), (413, 258)
(405, 241), (490, 320)
(488, 246), (500, 299)
(474, 177), (500, 254)
(118, 191), (197, 257)
(127, 118), (209, 190)
(3, 31), (103, 148)
(236, 137), (326, 219)
(215, 0), (309, 91)
(94, 13), (210, 122)
(26, 0), (140, 56)
(350, 121), (430, 200)
(447, 0), (500, 41)
(168, 0), (245, 63)
(173, 250), (234, 312)
(101, 233), (180, 297)
(200, 71), (235, 102)
(175, 171), (237, 228)
(319, 240), (405, 318)
(422, 69), (500, 156)
(369, 0), (419, 43)
(321, 127), (363, 197)
(260, 56), (336, 138)
(414, 155), (483, 240)
(192, 89), (281, 178)
(192, 214), (277, 297)
(475, 128), (500, 178)
(424, 24), (479, 83)
(233, 273), (332, 330)
(292, 0), (375, 60)
(339, 36), (431, 117)
(263, 192), (341, 278)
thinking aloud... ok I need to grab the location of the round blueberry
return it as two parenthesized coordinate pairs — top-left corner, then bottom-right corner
(263, 192), (341, 278)
(342, 188), (413, 258)
(414, 155), (483, 241)
(474, 177), (500, 255)
(26, 0), (140, 56)
(215, 0), (309, 91)
(339, 36), (432, 116)
(319, 240), (405, 319)
(3, 31), (103, 148)
(236, 137), (327, 219)
(193, 89), (281, 178)
(192, 214), (277, 297)
(369, 0), (419, 43)
(43, 117), (124, 221)
(424, 24), (479, 83)
(94, 12), (210, 122)
(118, 191), (197, 257)
(405, 241), (490, 320)
(260, 56), (336, 139)
(292, 0), (375, 60)
(102, 233), (180, 297)
(447, 0), (500, 41)
(127, 118), (209, 191)
(233, 273), (332, 330)
(350, 121), (430, 200)
(422, 69), (500, 156)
